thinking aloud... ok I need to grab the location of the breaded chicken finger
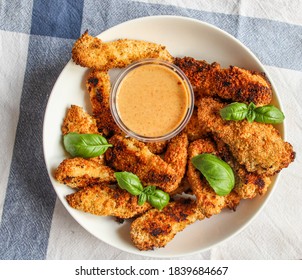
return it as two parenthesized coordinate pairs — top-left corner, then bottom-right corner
(174, 56), (273, 106)
(130, 199), (204, 250)
(197, 97), (295, 176)
(105, 135), (179, 193)
(66, 185), (151, 219)
(72, 31), (173, 70)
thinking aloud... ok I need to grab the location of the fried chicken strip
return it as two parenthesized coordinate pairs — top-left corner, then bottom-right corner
(197, 97), (295, 176)
(55, 157), (116, 188)
(105, 134), (179, 193)
(86, 70), (121, 136)
(66, 185), (151, 219)
(130, 199), (204, 250)
(72, 31), (173, 70)
(62, 104), (99, 135)
(174, 56), (273, 106)
(187, 138), (241, 217)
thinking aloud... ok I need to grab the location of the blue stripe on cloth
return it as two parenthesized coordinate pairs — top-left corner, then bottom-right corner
(30, 0), (84, 39)
(0, 0), (34, 33)
(0, 36), (74, 260)
(82, 0), (302, 71)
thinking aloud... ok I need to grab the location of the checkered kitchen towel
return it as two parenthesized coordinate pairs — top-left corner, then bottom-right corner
(0, 0), (301, 260)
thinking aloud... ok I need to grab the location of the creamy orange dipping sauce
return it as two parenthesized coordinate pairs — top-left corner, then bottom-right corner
(116, 64), (190, 137)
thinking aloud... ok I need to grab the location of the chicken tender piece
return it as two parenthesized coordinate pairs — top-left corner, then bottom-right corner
(198, 97), (295, 176)
(72, 31), (173, 70)
(130, 199), (204, 250)
(105, 135), (179, 193)
(66, 185), (151, 219)
(62, 105), (99, 135)
(214, 137), (271, 198)
(164, 133), (188, 188)
(174, 56), (273, 106)
(86, 70), (121, 136)
(55, 157), (116, 188)
(183, 108), (207, 141)
(187, 138), (240, 217)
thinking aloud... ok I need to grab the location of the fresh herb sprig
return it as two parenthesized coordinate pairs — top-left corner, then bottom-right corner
(114, 171), (170, 210)
(63, 133), (112, 158)
(220, 102), (285, 124)
(191, 153), (235, 196)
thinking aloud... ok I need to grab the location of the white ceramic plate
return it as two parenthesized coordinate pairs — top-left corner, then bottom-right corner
(43, 16), (281, 258)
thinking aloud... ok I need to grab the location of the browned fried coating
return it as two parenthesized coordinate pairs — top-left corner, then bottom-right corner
(55, 157), (116, 188)
(198, 97), (295, 176)
(130, 199), (204, 250)
(86, 70), (121, 136)
(145, 141), (167, 154)
(187, 138), (237, 217)
(214, 137), (271, 198)
(66, 185), (151, 219)
(105, 134), (179, 193)
(183, 107), (207, 141)
(72, 31), (173, 70)
(174, 56), (273, 106)
(164, 133), (188, 188)
(62, 105), (99, 135)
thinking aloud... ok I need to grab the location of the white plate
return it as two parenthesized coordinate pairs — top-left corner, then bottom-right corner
(43, 15), (282, 258)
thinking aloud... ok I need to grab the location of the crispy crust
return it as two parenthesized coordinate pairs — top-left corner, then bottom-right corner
(130, 199), (203, 250)
(66, 185), (151, 219)
(174, 56), (273, 106)
(55, 157), (115, 188)
(86, 70), (121, 136)
(72, 31), (173, 70)
(197, 97), (295, 176)
(62, 105), (98, 135)
(105, 135), (179, 193)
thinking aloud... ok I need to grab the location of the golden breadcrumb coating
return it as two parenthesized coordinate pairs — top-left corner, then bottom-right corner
(145, 141), (168, 154)
(174, 56), (273, 106)
(66, 185), (151, 219)
(105, 135), (179, 193)
(164, 133), (188, 188)
(86, 70), (121, 136)
(197, 97), (295, 176)
(62, 105), (98, 135)
(130, 199), (204, 250)
(183, 108), (207, 141)
(72, 31), (173, 70)
(55, 157), (116, 188)
(187, 138), (238, 217)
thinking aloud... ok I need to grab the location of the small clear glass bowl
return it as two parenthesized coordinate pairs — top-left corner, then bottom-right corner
(110, 58), (194, 142)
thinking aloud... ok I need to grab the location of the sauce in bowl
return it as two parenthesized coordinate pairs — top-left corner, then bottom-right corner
(110, 59), (194, 142)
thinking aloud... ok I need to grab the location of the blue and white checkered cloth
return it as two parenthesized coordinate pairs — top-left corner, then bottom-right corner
(0, 0), (301, 260)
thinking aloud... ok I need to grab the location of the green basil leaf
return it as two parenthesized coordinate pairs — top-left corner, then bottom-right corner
(146, 189), (170, 210)
(254, 105), (285, 124)
(63, 133), (112, 158)
(191, 153), (235, 196)
(114, 172), (143, 196)
(138, 192), (147, 206)
(246, 102), (256, 123)
(143, 185), (156, 195)
(220, 102), (248, 121)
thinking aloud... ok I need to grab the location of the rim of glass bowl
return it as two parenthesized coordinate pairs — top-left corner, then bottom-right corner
(109, 58), (194, 142)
